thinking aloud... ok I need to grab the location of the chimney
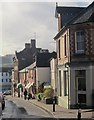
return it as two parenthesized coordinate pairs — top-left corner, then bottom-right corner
(31, 39), (36, 48)
(58, 14), (61, 32)
(25, 43), (30, 49)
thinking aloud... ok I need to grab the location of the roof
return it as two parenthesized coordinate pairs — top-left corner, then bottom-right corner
(55, 6), (85, 28)
(72, 2), (94, 24)
(55, 6), (85, 16)
(54, 2), (94, 40)
(34, 52), (57, 67)
(15, 48), (34, 71)
(14, 47), (39, 71)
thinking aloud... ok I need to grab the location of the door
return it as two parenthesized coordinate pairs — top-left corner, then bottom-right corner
(76, 77), (86, 104)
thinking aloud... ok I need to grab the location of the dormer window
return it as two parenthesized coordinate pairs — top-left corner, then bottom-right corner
(75, 31), (85, 54)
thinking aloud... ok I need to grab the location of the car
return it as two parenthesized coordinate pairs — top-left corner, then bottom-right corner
(3, 90), (11, 95)
(0, 93), (5, 111)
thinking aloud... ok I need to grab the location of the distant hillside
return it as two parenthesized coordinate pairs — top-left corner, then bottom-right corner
(0, 54), (14, 67)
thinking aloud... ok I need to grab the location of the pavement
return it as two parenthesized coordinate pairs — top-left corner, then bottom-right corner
(5, 96), (94, 119)
(29, 99), (94, 119)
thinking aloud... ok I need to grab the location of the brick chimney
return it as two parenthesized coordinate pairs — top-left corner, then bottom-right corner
(58, 14), (61, 32)
(31, 39), (36, 48)
(25, 43), (30, 49)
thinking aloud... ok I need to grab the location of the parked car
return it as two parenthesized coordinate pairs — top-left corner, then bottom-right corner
(3, 90), (11, 95)
(0, 93), (5, 111)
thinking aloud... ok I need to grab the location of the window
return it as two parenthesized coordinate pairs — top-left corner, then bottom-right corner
(64, 71), (68, 96)
(78, 77), (86, 91)
(58, 40), (61, 58)
(9, 79), (11, 82)
(75, 70), (86, 91)
(2, 79), (3, 82)
(59, 70), (62, 96)
(75, 31), (85, 54)
(6, 72), (7, 76)
(6, 79), (8, 82)
(64, 34), (67, 56)
(2, 73), (3, 76)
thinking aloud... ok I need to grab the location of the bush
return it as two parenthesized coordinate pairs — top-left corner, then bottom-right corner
(37, 93), (44, 101)
(43, 87), (54, 99)
(38, 82), (45, 93)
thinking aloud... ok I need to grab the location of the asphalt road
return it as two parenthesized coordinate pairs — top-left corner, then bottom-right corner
(1, 96), (53, 119)
(1, 96), (94, 120)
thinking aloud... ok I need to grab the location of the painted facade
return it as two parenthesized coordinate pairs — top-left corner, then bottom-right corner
(50, 57), (58, 96)
(54, 2), (94, 108)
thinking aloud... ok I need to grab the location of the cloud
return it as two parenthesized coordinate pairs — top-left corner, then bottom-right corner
(1, 2), (57, 55)
(1, 1), (94, 55)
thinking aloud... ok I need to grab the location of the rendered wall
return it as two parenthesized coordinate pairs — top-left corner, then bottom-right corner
(36, 67), (51, 87)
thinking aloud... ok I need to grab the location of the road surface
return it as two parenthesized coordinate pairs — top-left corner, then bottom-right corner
(1, 96), (53, 119)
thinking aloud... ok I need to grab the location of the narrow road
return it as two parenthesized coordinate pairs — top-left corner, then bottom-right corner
(1, 96), (53, 119)
(2, 100), (28, 118)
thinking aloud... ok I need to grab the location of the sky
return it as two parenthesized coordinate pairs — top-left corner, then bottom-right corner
(0, 0), (94, 56)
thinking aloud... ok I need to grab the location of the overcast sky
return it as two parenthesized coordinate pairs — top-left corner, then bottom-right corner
(0, 0), (93, 56)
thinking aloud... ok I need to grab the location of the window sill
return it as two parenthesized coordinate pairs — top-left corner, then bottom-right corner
(74, 53), (85, 56)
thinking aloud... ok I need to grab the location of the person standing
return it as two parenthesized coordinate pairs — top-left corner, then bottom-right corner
(24, 89), (27, 100)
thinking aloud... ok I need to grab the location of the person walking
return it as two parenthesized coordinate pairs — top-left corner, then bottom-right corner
(28, 92), (32, 100)
(24, 89), (27, 100)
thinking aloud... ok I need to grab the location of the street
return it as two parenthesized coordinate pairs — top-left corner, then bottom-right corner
(1, 96), (53, 119)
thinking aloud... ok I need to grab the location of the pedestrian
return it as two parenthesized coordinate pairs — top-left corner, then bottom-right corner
(28, 92), (32, 100)
(24, 89), (27, 100)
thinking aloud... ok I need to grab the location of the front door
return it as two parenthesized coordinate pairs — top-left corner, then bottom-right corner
(77, 77), (86, 104)
(75, 70), (86, 105)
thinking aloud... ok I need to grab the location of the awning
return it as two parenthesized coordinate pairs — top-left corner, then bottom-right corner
(28, 82), (34, 88)
(17, 83), (22, 89)
(25, 83), (31, 89)
(25, 82), (34, 89)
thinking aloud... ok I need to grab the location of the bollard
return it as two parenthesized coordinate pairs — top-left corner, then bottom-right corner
(77, 108), (81, 120)
(53, 97), (55, 112)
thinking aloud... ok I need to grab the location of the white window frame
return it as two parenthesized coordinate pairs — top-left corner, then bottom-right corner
(75, 31), (85, 54)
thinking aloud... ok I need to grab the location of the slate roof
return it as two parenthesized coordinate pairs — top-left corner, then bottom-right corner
(72, 2), (94, 24)
(14, 47), (41, 71)
(36, 52), (57, 67)
(55, 6), (85, 28)
(15, 47), (35, 71)
(54, 2), (94, 40)
(14, 46), (50, 70)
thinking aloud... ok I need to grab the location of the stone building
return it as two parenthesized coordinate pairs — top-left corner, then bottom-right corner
(54, 2), (94, 108)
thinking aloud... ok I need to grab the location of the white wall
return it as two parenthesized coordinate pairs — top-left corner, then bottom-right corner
(50, 58), (57, 94)
(36, 67), (51, 87)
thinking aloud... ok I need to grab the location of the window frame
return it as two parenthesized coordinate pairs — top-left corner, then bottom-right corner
(64, 34), (67, 57)
(58, 39), (61, 59)
(75, 30), (85, 54)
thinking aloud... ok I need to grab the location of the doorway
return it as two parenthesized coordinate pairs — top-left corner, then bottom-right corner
(75, 70), (86, 105)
